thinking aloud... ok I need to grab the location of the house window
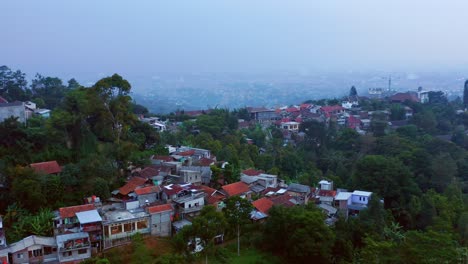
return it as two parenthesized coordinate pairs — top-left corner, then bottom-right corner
(78, 249), (87, 255)
(31, 249), (43, 257)
(44, 247), (52, 255)
(111, 225), (122, 235)
(17, 253), (23, 259)
(124, 223), (134, 232)
(63, 251), (72, 257)
(136, 220), (148, 230)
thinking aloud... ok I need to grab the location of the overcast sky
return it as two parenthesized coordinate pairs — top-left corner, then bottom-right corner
(3, 0), (468, 78)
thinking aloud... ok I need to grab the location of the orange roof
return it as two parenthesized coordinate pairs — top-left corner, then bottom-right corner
(138, 167), (160, 179)
(221, 181), (250, 197)
(252, 197), (274, 214)
(30, 161), (62, 174)
(198, 157), (215, 166)
(242, 168), (264, 176)
(178, 150), (195, 156)
(318, 190), (337, 197)
(153, 155), (174, 162)
(135, 185), (161, 195)
(59, 204), (95, 219)
(119, 177), (147, 195)
(147, 204), (173, 214)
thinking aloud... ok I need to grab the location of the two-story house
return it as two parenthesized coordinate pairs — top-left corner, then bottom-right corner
(0, 235), (58, 264)
(101, 203), (150, 249)
(56, 232), (91, 264)
(334, 190), (372, 217)
(172, 189), (205, 219)
(55, 204), (96, 234)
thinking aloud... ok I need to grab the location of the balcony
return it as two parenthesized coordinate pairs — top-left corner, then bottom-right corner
(81, 225), (101, 232)
(179, 205), (203, 214)
(173, 192), (205, 204)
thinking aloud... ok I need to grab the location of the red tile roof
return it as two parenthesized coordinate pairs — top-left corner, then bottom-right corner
(162, 184), (186, 196)
(270, 194), (295, 207)
(138, 167), (160, 179)
(221, 181), (250, 197)
(242, 168), (264, 176)
(178, 150), (195, 157)
(0, 96), (8, 104)
(252, 197), (274, 214)
(147, 204), (173, 214)
(30, 161), (62, 174)
(196, 185), (226, 204)
(59, 204), (96, 219)
(153, 155), (174, 162)
(198, 157), (215, 166)
(119, 177), (147, 195)
(321, 105), (345, 113)
(390, 92), (419, 103)
(318, 190), (337, 197)
(347, 115), (361, 129)
(135, 185), (161, 195)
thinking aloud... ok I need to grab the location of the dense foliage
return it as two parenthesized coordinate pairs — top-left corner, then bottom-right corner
(1, 65), (467, 262)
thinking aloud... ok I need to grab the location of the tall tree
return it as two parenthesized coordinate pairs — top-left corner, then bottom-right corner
(349, 86), (358, 97)
(464, 80), (468, 109)
(263, 205), (334, 263)
(31, 74), (67, 109)
(0, 65), (30, 101)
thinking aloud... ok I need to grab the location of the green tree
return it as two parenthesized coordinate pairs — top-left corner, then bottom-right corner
(191, 206), (227, 263)
(263, 205), (334, 263)
(390, 104), (406, 121)
(31, 74), (67, 109)
(353, 155), (419, 217)
(0, 65), (30, 101)
(222, 196), (253, 256)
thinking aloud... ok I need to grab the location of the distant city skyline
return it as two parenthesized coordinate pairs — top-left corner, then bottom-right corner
(3, 0), (468, 80)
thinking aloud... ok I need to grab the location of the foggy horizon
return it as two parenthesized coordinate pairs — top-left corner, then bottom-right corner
(3, 0), (468, 80)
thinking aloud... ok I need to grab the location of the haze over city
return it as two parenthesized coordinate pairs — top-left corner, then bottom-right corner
(3, 0), (468, 112)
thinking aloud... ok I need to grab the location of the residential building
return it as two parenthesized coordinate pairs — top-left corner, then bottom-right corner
(181, 166), (212, 185)
(247, 107), (279, 122)
(101, 203), (150, 249)
(196, 185), (226, 210)
(74, 210), (102, 247)
(34, 109), (51, 118)
(56, 232), (91, 264)
(287, 183), (311, 205)
(55, 204), (96, 234)
(135, 185), (161, 207)
(30, 161), (62, 175)
(0, 235), (58, 264)
(221, 182), (250, 198)
(0, 101), (26, 123)
(172, 189), (205, 218)
(179, 169), (202, 185)
(334, 190), (372, 216)
(280, 121), (300, 131)
(0, 217), (5, 248)
(146, 204), (174, 237)
(116, 177), (148, 199)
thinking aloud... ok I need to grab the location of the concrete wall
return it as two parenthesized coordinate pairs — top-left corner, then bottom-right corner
(0, 103), (26, 123)
(150, 211), (172, 236)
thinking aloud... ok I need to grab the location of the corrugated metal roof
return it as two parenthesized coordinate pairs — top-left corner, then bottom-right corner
(75, 209), (102, 224)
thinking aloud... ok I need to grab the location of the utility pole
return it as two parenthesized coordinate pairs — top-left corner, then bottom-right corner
(236, 201), (240, 257)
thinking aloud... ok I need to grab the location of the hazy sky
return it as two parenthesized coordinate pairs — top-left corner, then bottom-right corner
(3, 0), (468, 77)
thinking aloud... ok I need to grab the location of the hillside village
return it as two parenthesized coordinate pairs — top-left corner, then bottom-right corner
(0, 69), (467, 263)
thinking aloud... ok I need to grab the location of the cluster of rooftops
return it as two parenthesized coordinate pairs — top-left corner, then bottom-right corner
(0, 145), (373, 263)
